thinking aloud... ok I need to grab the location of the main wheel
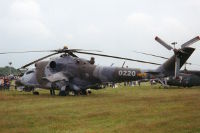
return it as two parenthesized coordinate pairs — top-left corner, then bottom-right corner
(80, 90), (87, 95)
(59, 90), (66, 96)
(33, 91), (39, 95)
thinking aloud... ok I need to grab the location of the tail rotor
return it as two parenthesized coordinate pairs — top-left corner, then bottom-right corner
(155, 36), (200, 78)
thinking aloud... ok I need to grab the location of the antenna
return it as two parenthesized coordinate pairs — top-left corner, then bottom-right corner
(122, 61), (126, 68)
(171, 42), (177, 49)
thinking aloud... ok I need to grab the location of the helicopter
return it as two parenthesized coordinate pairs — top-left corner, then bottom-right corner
(133, 36), (200, 87)
(2, 35), (197, 96)
(165, 68), (200, 87)
(12, 46), (160, 96)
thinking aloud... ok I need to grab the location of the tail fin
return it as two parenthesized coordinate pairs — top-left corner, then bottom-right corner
(156, 47), (195, 76)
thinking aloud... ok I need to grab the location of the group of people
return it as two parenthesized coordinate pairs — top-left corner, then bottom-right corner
(124, 81), (141, 87)
(0, 76), (11, 90)
(106, 81), (141, 89)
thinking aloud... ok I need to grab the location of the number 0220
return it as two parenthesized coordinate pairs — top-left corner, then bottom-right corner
(118, 70), (136, 77)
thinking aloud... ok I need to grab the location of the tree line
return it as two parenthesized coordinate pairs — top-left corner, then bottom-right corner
(0, 66), (20, 76)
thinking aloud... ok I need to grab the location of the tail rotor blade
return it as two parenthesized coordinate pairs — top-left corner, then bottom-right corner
(181, 36), (200, 48)
(155, 36), (173, 50)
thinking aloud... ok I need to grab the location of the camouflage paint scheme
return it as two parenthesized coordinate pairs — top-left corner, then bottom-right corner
(20, 55), (145, 91)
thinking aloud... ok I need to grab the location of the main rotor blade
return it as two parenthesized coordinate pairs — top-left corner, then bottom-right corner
(21, 53), (58, 68)
(132, 50), (168, 59)
(181, 36), (200, 48)
(75, 51), (161, 65)
(0, 49), (102, 55)
(53, 48), (102, 53)
(53, 48), (102, 57)
(155, 36), (173, 50)
(70, 49), (102, 52)
(0, 50), (52, 54)
(132, 50), (200, 67)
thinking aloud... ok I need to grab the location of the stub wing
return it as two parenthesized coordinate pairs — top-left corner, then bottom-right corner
(43, 72), (69, 82)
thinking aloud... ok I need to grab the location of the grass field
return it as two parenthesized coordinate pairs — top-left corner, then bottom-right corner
(0, 85), (200, 133)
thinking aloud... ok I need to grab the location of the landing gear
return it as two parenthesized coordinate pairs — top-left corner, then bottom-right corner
(80, 89), (92, 95)
(55, 82), (91, 96)
(87, 89), (92, 94)
(81, 90), (87, 95)
(33, 91), (39, 95)
(157, 78), (169, 88)
(59, 91), (66, 96)
(74, 90), (80, 95)
(50, 89), (55, 95)
(59, 86), (67, 96)
(50, 82), (57, 96)
(32, 87), (39, 95)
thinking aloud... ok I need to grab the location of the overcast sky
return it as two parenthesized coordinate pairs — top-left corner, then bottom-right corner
(0, 0), (200, 70)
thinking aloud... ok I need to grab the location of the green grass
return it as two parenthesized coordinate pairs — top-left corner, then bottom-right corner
(0, 85), (200, 133)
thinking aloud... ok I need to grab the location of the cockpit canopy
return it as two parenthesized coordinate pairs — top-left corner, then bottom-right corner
(25, 69), (35, 75)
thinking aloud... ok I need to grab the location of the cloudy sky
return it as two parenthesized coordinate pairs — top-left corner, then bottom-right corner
(0, 0), (200, 70)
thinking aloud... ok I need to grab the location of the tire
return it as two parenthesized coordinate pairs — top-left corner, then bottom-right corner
(33, 91), (39, 95)
(59, 91), (66, 96)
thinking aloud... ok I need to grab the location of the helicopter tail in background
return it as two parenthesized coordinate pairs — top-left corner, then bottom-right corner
(155, 47), (195, 77)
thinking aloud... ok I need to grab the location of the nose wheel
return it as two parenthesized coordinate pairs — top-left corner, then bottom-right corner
(32, 88), (39, 95)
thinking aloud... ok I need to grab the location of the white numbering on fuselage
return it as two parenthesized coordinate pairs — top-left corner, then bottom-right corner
(118, 70), (136, 77)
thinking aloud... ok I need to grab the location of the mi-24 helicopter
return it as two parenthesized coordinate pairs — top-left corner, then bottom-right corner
(12, 46), (160, 96)
(2, 35), (198, 96)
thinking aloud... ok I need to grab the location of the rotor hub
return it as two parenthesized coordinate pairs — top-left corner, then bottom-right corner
(63, 46), (68, 49)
